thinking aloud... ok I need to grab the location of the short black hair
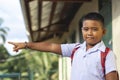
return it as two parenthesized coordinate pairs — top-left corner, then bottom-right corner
(79, 12), (105, 27)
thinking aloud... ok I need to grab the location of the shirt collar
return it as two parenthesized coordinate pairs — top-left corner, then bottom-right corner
(97, 41), (106, 52)
(80, 41), (106, 52)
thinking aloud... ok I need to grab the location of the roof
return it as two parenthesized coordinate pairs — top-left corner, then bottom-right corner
(20, 0), (91, 43)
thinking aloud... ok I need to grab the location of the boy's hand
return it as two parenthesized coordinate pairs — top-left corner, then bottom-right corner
(105, 71), (119, 80)
(8, 42), (26, 52)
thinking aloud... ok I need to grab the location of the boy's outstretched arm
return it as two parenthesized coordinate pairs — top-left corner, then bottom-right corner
(8, 42), (62, 55)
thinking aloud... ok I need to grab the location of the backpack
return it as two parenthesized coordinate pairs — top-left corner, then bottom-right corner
(71, 45), (110, 75)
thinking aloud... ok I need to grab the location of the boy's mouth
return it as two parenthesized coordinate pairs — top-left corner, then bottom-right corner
(86, 37), (94, 39)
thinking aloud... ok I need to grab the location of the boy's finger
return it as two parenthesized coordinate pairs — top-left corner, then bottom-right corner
(8, 42), (15, 45)
(8, 42), (13, 44)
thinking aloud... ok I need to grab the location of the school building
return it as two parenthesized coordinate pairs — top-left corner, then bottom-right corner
(20, 0), (120, 80)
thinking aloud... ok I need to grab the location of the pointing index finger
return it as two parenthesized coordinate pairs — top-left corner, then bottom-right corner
(8, 42), (15, 45)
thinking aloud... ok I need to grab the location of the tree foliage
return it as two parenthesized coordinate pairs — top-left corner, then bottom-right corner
(0, 47), (59, 80)
(0, 18), (9, 43)
(23, 49), (59, 80)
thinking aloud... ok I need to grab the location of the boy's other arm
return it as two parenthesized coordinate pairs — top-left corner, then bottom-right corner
(8, 42), (62, 55)
(105, 71), (119, 80)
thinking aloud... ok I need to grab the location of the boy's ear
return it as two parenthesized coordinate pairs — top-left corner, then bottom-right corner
(103, 28), (106, 35)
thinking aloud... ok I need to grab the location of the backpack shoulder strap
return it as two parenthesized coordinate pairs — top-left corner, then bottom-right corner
(71, 44), (80, 63)
(101, 47), (110, 74)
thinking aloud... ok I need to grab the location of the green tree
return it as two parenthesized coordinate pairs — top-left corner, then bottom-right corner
(0, 18), (9, 43)
(0, 18), (10, 73)
(0, 44), (10, 73)
(24, 50), (59, 80)
(0, 48), (59, 80)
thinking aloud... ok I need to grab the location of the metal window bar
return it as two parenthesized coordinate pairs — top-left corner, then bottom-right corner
(0, 73), (21, 80)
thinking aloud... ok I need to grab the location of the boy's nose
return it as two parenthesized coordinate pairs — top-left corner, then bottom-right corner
(88, 29), (93, 35)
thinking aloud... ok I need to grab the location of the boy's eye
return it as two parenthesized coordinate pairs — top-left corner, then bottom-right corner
(92, 28), (98, 31)
(82, 27), (98, 32)
(82, 27), (89, 31)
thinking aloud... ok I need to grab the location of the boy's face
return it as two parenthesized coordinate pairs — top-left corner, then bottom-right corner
(82, 20), (105, 46)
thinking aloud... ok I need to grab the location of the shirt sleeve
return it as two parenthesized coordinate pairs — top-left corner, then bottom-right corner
(61, 43), (77, 57)
(105, 50), (117, 74)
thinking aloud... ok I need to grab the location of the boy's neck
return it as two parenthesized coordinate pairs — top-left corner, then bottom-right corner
(86, 44), (95, 51)
(86, 42), (100, 51)
(86, 41), (101, 51)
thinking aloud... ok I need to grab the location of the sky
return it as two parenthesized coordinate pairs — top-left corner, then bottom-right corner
(0, 0), (28, 56)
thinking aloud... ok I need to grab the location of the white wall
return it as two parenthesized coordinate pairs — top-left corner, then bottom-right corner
(112, 0), (120, 76)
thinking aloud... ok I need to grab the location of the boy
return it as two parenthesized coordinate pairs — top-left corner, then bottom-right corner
(8, 12), (119, 80)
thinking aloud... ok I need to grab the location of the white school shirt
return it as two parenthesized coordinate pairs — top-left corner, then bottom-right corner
(61, 41), (117, 80)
